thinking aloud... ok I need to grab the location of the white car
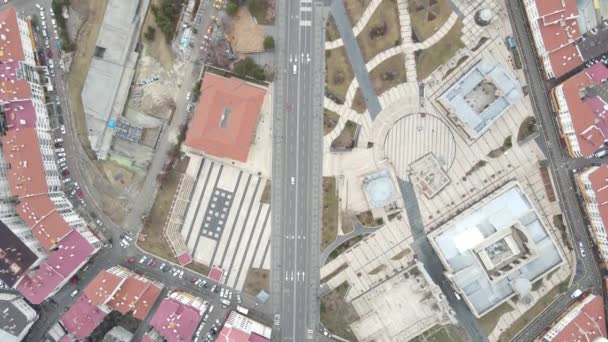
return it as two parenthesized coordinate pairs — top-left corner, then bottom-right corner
(51, 19), (56, 27)
(139, 256), (147, 264)
(48, 60), (54, 69)
(220, 288), (225, 298)
(60, 125), (65, 134)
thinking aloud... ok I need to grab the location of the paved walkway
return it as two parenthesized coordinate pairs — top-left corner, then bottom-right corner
(411, 13), (460, 50)
(396, 0), (417, 82)
(331, 0), (382, 119)
(320, 221), (381, 265)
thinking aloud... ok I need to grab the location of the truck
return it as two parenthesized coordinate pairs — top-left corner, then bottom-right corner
(236, 305), (249, 316)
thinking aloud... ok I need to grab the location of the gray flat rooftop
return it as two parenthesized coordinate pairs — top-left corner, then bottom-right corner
(440, 58), (522, 139)
(430, 182), (562, 316)
(81, 0), (145, 158)
(0, 293), (36, 339)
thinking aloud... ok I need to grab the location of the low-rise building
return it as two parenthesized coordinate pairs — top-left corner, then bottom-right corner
(0, 293), (38, 341)
(575, 165), (608, 266)
(551, 63), (608, 158)
(184, 72), (266, 163)
(81, 0), (147, 159)
(438, 58), (523, 139)
(522, 0), (583, 79)
(537, 293), (606, 341)
(217, 310), (272, 342)
(147, 291), (207, 342)
(60, 266), (163, 340)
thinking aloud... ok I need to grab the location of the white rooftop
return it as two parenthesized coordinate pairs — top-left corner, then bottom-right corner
(430, 182), (563, 316)
(440, 58), (523, 139)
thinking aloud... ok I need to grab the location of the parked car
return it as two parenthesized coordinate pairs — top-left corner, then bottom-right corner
(571, 289), (583, 299)
(139, 256), (147, 264)
(126, 258), (135, 264)
(579, 241), (586, 257)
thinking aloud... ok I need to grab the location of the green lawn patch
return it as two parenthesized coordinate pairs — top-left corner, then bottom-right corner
(356, 0), (401, 62)
(351, 88), (367, 113)
(408, 0), (453, 42)
(326, 15), (341, 42)
(322, 177), (339, 252)
(324, 110), (340, 135)
(326, 47), (354, 104)
(320, 282), (359, 341)
(344, 0), (372, 25)
(331, 120), (358, 149)
(479, 302), (513, 337)
(415, 20), (464, 80)
(369, 53), (407, 95)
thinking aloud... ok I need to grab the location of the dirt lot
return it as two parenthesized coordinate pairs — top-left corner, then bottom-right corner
(356, 0), (401, 62)
(248, 0), (275, 25)
(331, 120), (358, 149)
(415, 21), (464, 80)
(139, 165), (183, 262)
(369, 53), (407, 95)
(320, 282), (360, 341)
(243, 268), (270, 296)
(322, 177), (339, 252)
(66, 0), (108, 159)
(326, 47), (354, 104)
(344, 0), (372, 26)
(324, 110), (340, 135)
(408, 0), (453, 42)
(227, 7), (265, 54)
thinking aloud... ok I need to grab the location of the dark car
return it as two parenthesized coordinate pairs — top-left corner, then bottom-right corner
(62, 170), (70, 177)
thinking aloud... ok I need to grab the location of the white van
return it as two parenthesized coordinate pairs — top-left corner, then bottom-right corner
(571, 289), (583, 299)
(70, 289), (79, 297)
(292, 65), (297, 75)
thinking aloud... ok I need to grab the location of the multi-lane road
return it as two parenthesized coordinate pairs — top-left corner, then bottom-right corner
(506, 0), (603, 341)
(271, 0), (324, 340)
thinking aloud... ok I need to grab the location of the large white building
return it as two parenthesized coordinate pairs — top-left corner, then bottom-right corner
(429, 182), (563, 317)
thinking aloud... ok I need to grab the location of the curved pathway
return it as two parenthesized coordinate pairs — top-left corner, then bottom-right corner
(411, 12), (460, 50)
(320, 221), (382, 265)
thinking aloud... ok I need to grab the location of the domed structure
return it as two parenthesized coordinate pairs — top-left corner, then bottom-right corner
(475, 8), (494, 26)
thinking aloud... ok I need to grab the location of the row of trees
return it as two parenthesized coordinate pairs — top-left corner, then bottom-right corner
(151, 0), (184, 42)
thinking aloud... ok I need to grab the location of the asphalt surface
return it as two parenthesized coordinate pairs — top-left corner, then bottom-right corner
(271, 0), (324, 341)
(506, 1), (603, 341)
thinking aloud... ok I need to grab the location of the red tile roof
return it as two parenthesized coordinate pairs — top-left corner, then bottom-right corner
(177, 253), (192, 266)
(0, 7), (25, 63)
(558, 63), (608, 157)
(149, 298), (202, 342)
(105, 275), (162, 320)
(2, 128), (50, 196)
(132, 282), (162, 320)
(83, 269), (125, 306)
(60, 294), (107, 340)
(532, 0), (583, 78)
(16, 263), (63, 304)
(4, 99), (37, 129)
(209, 266), (223, 282)
(46, 230), (95, 278)
(0, 61), (33, 102)
(542, 294), (606, 341)
(185, 73), (266, 162)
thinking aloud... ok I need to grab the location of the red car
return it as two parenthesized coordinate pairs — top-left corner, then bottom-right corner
(126, 258), (135, 264)
(77, 190), (84, 199)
